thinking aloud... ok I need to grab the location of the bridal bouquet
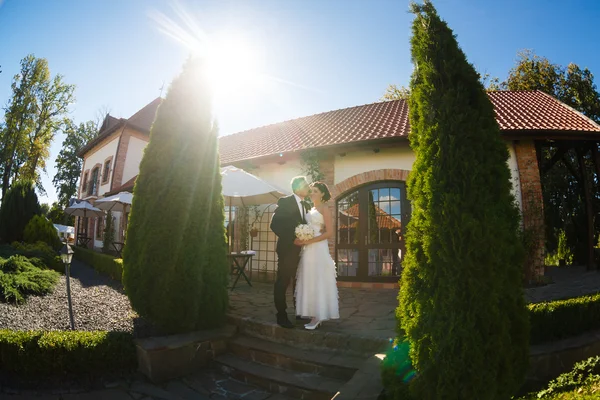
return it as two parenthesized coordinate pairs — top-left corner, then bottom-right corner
(295, 224), (315, 241)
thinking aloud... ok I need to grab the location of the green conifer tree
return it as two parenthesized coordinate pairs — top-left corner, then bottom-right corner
(0, 180), (41, 243)
(397, 2), (529, 399)
(122, 58), (228, 333)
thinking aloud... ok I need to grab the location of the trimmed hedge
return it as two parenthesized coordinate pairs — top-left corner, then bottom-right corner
(0, 330), (136, 376)
(394, 291), (600, 346)
(528, 293), (600, 345)
(73, 247), (123, 282)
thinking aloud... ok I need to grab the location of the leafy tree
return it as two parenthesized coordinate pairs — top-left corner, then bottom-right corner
(397, 2), (529, 399)
(499, 50), (600, 263)
(40, 203), (50, 217)
(0, 180), (41, 243)
(0, 54), (75, 199)
(102, 211), (115, 254)
(53, 120), (96, 207)
(46, 202), (72, 226)
(123, 58), (228, 333)
(381, 84), (411, 101)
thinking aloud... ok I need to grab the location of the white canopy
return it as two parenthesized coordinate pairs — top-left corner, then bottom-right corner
(53, 224), (75, 234)
(220, 166), (288, 206)
(95, 191), (133, 213)
(64, 200), (104, 218)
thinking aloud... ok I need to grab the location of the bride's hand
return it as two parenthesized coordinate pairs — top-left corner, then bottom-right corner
(294, 239), (304, 246)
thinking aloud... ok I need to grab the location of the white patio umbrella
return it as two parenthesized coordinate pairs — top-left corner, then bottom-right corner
(94, 191), (133, 213)
(64, 200), (104, 218)
(220, 166), (288, 252)
(95, 192), (134, 243)
(64, 200), (104, 240)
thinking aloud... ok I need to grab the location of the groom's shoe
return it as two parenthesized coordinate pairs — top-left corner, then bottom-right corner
(277, 316), (294, 329)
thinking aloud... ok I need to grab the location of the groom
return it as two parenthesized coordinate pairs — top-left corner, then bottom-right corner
(270, 176), (311, 328)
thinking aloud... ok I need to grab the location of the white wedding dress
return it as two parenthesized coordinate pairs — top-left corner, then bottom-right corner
(295, 208), (340, 321)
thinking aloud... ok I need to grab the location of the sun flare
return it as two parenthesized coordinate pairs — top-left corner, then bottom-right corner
(206, 35), (264, 101)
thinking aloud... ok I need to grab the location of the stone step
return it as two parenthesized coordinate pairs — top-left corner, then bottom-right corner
(229, 336), (364, 381)
(215, 353), (345, 400)
(228, 315), (389, 357)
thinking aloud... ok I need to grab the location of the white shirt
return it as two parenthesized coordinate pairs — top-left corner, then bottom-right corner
(293, 193), (304, 218)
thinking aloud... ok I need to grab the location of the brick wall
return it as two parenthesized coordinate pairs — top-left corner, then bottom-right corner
(514, 140), (545, 281)
(111, 127), (132, 190)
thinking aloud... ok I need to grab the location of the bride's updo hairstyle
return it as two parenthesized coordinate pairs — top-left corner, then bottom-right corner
(311, 181), (331, 202)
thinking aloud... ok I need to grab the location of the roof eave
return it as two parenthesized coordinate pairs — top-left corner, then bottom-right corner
(220, 136), (409, 166)
(501, 129), (600, 141)
(77, 121), (126, 158)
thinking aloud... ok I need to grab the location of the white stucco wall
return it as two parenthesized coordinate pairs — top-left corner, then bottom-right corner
(249, 158), (304, 195)
(122, 136), (148, 184)
(507, 141), (523, 213)
(334, 144), (416, 185)
(81, 136), (119, 198)
(333, 141), (523, 212)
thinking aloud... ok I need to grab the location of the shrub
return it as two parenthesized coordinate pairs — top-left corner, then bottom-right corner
(533, 356), (600, 399)
(73, 246), (122, 282)
(123, 58), (228, 333)
(23, 215), (62, 250)
(10, 241), (63, 273)
(0, 180), (41, 243)
(545, 229), (574, 267)
(102, 211), (115, 254)
(0, 255), (60, 304)
(0, 330), (136, 376)
(528, 293), (600, 344)
(396, 2), (529, 399)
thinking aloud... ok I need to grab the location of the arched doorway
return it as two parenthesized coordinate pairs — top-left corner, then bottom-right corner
(336, 181), (410, 281)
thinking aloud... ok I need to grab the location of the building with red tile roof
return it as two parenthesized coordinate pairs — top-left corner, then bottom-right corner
(77, 91), (600, 281)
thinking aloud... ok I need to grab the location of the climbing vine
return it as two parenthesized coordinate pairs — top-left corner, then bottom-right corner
(300, 149), (325, 182)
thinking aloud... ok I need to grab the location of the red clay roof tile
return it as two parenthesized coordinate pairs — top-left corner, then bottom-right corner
(219, 90), (600, 164)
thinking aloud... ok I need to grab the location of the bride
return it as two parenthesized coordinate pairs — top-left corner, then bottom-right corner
(294, 181), (339, 330)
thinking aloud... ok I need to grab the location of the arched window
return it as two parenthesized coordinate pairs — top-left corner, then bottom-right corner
(336, 181), (410, 281)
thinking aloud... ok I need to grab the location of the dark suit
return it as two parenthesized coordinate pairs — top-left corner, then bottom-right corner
(270, 195), (307, 319)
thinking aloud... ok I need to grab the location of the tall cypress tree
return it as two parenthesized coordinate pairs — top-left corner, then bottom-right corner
(397, 2), (529, 399)
(123, 58), (228, 333)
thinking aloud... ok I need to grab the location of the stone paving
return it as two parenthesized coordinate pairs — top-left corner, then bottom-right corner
(525, 265), (600, 303)
(229, 284), (398, 340)
(230, 266), (600, 342)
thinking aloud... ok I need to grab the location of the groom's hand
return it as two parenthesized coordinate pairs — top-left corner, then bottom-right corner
(294, 239), (303, 246)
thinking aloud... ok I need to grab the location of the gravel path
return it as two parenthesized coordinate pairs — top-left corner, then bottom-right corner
(0, 259), (161, 337)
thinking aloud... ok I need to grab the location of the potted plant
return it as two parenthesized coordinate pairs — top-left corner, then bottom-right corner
(250, 227), (259, 238)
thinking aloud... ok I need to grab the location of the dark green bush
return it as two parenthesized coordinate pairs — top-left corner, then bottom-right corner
(123, 58), (228, 333)
(11, 241), (64, 273)
(73, 246), (122, 282)
(534, 356), (600, 398)
(0, 180), (41, 243)
(0, 330), (136, 376)
(396, 2), (529, 399)
(23, 215), (62, 250)
(528, 293), (600, 344)
(0, 255), (60, 303)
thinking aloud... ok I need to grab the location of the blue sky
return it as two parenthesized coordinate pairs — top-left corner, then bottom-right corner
(0, 0), (599, 204)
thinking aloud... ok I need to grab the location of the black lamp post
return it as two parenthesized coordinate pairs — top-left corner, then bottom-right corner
(60, 243), (75, 330)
